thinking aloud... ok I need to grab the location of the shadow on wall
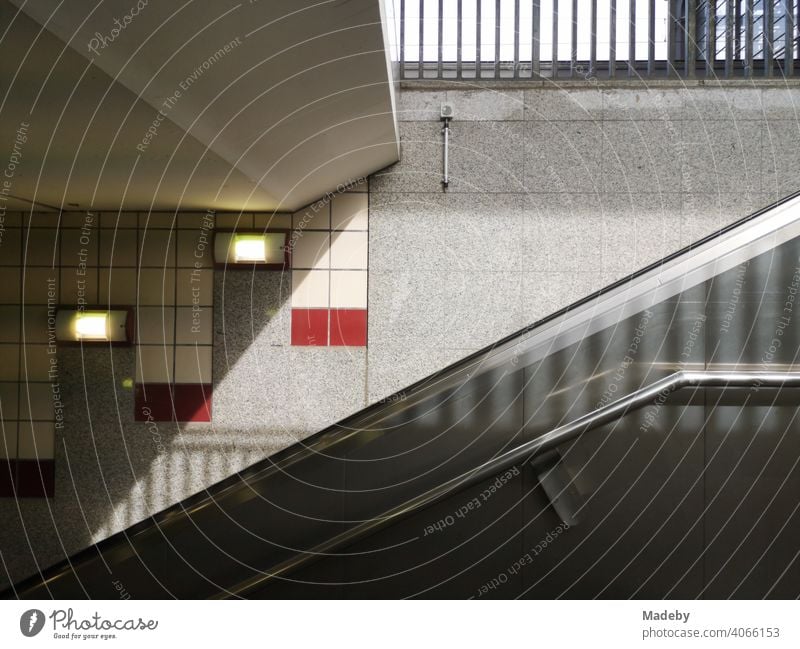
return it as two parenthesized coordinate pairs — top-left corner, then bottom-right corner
(0, 188), (371, 589)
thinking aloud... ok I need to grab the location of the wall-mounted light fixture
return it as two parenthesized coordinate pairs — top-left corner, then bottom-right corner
(214, 231), (289, 269)
(55, 309), (133, 343)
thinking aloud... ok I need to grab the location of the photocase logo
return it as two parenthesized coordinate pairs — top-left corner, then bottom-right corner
(20, 609), (45, 637)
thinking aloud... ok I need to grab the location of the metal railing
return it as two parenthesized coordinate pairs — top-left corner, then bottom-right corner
(391, 0), (800, 79)
(219, 369), (800, 597)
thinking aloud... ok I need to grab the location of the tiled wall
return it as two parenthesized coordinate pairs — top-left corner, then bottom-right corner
(290, 191), (369, 346)
(132, 211), (216, 423)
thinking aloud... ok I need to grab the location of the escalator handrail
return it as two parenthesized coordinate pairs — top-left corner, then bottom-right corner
(8, 189), (800, 598)
(219, 369), (800, 598)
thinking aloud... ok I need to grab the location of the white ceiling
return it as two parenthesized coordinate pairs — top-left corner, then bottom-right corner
(0, 0), (398, 212)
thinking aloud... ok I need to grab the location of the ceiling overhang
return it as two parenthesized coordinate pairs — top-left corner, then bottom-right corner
(0, 0), (399, 212)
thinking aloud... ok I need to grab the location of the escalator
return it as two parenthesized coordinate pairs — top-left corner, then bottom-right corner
(7, 191), (800, 599)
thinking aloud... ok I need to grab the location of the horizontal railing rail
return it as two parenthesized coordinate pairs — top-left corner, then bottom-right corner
(391, 0), (800, 79)
(220, 369), (800, 598)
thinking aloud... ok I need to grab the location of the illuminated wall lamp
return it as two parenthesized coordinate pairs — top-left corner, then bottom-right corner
(214, 231), (289, 269)
(55, 309), (133, 344)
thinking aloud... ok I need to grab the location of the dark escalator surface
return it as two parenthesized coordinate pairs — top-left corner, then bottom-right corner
(8, 191), (800, 599)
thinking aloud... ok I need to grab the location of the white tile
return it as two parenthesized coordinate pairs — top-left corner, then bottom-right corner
(332, 193), (368, 231)
(293, 201), (330, 231)
(19, 383), (53, 421)
(0, 269), (20, 303)
(0, 422), (17, 459)
(99, 229), (137, 267)
(137, 268), (175, 306)
(25, 269), (59, 305)
(21, 345), (49, 381)
(136, 306), (175, 345)
(61, 228), (98, 266)
(23, 229), (59, 266)
(177, 229), (213, 268)
(139, 229), (176, 267)
(215, 213), (253, 229)
(100, 211), (138, 228)
(140, 212), (176, 229)
(0, 307), (20, 343)
(176, 306), (213, 345)
(18, 420), (55, 459)
(330, 231), (368, 269)
(330, 270), (367, 308)
(0, 345), (20, 381)
(60, 267), (98, 306)
(99, 268), (137, 305)
(174, 345), (212, 383)
(22, 307), (49, 343)
(0, 382), (19, 420)
(291, 270), (329, 308)
(135, 346), (174, 383)
(177, 269), (213, 306)
(291, 231), (330, 269)
(0, 228), (21, 266)
(254, 213), (291, 229)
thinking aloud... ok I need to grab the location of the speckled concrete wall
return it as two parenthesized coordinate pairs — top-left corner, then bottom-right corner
(366, 80), (800, 400)
(2, 81), (800, 588)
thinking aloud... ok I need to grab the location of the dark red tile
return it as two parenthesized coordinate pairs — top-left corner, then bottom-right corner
(329, 309), (367, 347)
(135, 383), (173, 422)
(173, 384), (212, 422)
(291, 309), (328, 346)
(0, 460), (15, 498)
(17, 460), (54, 498)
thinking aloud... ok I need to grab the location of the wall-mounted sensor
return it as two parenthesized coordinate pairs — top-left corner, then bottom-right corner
(440, 105), (453, 189)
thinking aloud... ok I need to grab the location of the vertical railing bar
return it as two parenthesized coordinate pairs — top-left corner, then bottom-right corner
(476, 0), (482, 78)
(571, 0), (578, 77)
(514, 0), (520, 78)
(785, 0), (795, 75)
(734, 0), (742, 58)
(648, 0), (655, 75)
(707, 0), (717, 77)
(590, 0), (598, 76)
(532, 0), (541, 76)
(438, 0), (444, 78)
(553, 0), (559, 79)
(400, 0), (406, 79)
(419, 0), (424, 78)
(495, 0), (501, 78)
(628, 0), (636, 76)
(457, 0), (463, 78)
(765, 0), (774, 76)
(686, 0), (698, 76)
(724, 0), (733, 77)
(796, 0), (800, 67)
(667, 0), (676, 76)
(744, 0), (753, 76)
(610, 0), (617, 78)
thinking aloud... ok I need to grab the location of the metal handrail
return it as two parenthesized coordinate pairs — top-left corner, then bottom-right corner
(219, 370), (800, 598)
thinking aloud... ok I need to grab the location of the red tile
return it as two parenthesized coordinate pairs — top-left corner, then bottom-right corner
(17, 460), (54, 498)
(173, 384), (212, 422)
(329, 309), (367, 347)
(0, 460), (14, 498)
(135, 383), (173, 422)
(291, 308), (328, 346)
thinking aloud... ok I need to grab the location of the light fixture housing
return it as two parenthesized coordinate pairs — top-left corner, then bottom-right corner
(214, 231), (289, 269)
(55, 308), (133, 344)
